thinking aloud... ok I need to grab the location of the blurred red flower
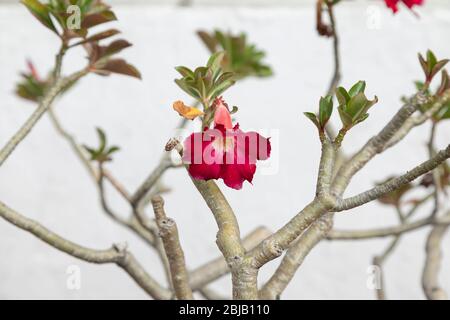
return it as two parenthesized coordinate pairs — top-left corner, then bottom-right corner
(384, 0), (424, 13)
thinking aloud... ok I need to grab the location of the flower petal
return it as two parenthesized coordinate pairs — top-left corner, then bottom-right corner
(220, 162), (256, 190)
(213, 97), (233, 129)
(233, 124), (271, 162)
(173, 100), (204, 120)
(183, 130), (222, 181)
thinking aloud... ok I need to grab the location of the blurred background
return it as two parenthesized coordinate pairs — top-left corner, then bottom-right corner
(0, 0), (449, 299)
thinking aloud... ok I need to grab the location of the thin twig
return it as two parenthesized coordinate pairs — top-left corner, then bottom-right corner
(385, 91), (450, 150)
(334, 145), (450, 212)
(332, 92), (431, 195)
(0, 70), (88, 167)
(327, 217), (435, 240)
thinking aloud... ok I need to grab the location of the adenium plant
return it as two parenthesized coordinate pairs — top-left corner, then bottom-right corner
(1, 0), (450, 303)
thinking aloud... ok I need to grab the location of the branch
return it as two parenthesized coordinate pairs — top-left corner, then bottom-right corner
(328, 217), (433, 240)
(422, 212), (450, 300)
(47, 105), (176, 284)
(0, 200), (171, 299)
(325, 0), (341, 97)
(249, 141), (336, 268)
(130, 117), (189, 207)
(334, 144), (450, 212)
(49, 108), (131, 201)
(97, 166), (157, 247)
(198, 288), (229, 300)
(48, 108), (97, 179)
(332, 92), (430, 195)
(134, 206), (173, 289)
(257, 141), (339, 300)
(49, 106), (177, 288)
(267, 3), (344, 299)
(0, 70), (88, 167)
(165, 138), (250, 298)
(131, 159), (174, 207)
(385, 90), (450, 150)
(372, 206), (408, 300)
(151, 196), (193, 300)
(259, 213), (333, 299)
(189, 226), (272, 290)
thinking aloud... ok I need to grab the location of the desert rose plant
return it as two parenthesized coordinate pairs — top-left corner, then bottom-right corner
(1, 0), (449, 300)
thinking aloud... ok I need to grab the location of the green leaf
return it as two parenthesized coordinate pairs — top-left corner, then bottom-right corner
(418, 53), (428, 76)
(207, 51), (225, 71)
(336, 87), (350, 106)
(230, 106), (239, 114)
(427, 50), (437, 70)
(175, 66), (194, 78)
(319, 95), (333, 127)
(346, 92), (368, 119)
(197, 77), (207, 98)
(197, 30), (218, 52)
(430, 59), (449, 81)
(96, 127), (107, 154)
(304, 112), (320, 129)
(208, 79), (235, 100)
(175, 79), (200, 99)
(437, 70), (449, 96)
(107, 146), (120, 155)
(216, 72), (235, 85)
(353, 95), (378, 123)
(21, 0), (58, 34)
(414, 80), (426, 91)
(354, 112), (370, 125)
(338, 106), (353, 128)
(348, 81), (366, 97)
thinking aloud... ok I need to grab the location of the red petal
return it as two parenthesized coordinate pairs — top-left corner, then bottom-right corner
(232, 125), (271, 162)
(220, 163), (256, 190)
(182, 131), (222, 181)
(384, 0), (399, 12)
(213, 98), (233, 129)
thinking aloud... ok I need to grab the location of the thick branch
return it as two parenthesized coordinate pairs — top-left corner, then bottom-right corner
(151, 196), (193, 300)
(422, 215), (449, 300)
(189, 226), (271, 290)
(334, 145), (450, 212)
(0, 200), (170, 299)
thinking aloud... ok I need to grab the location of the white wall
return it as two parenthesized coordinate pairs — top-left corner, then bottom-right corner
(0, 1), (449, 299)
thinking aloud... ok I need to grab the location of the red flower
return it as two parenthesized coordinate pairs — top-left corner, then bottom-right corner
(384, 0), (424, 13)
(182, 97), (271, 190)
